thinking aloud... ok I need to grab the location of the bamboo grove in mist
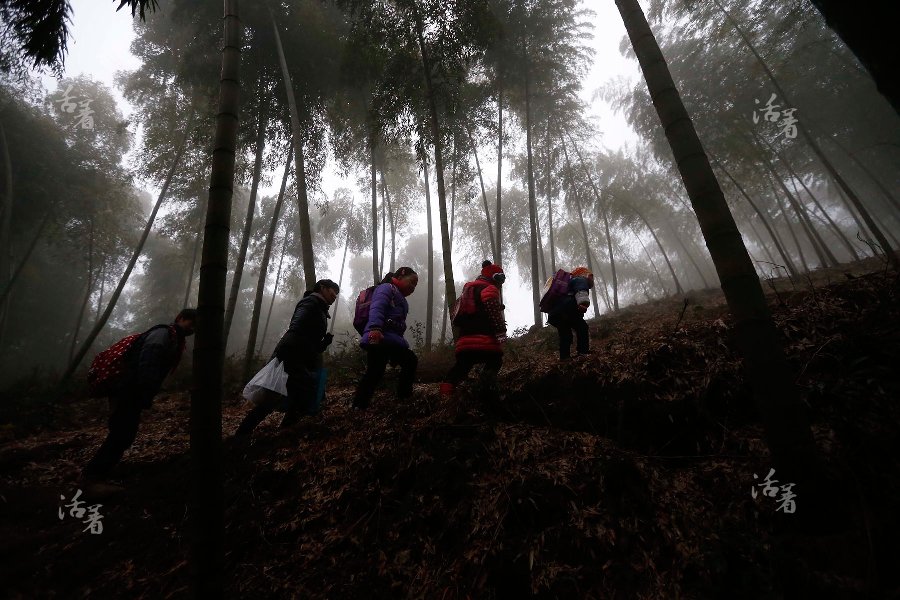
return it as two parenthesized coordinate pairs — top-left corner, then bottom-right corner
(1, 0), (898, 593)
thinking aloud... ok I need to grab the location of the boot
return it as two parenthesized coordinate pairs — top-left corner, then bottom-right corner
(439, 383), (455, 399)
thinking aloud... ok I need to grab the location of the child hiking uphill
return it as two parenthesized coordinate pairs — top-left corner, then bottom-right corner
(545, 266), (594, 360)
(81, 309), (196, 496)
(441, 261), (508, 399)
(352, 267), (419, 410)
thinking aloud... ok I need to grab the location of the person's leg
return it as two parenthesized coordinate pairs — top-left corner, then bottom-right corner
(394, 348), (419, 400)
(476, 352), (503, 398)
(574, 317), (590, 355)
(235, 391), (279, 435)
(353, 347), (390, 409)
(280, 368), (317, 428)
(482, 353), (503, 378)
(558, 323), (574, 360)
(444, 352), (477, 386)
(82, 394), (142, 481)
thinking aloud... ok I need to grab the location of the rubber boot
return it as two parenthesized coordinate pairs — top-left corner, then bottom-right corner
(440, 383), (455, 399)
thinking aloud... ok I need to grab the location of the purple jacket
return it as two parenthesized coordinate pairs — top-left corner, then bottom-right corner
(360, 283), (410, 349)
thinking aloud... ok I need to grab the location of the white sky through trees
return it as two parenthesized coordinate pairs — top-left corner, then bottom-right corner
(37, 0), (649, 333)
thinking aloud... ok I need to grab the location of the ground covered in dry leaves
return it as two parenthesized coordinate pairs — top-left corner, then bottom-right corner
(1, 259), (899, 599)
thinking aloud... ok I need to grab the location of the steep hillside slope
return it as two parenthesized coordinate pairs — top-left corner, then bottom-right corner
(1, 262), (898, 598)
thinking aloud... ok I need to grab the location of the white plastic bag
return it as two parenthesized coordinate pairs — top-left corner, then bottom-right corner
(242, 358), (289, 404)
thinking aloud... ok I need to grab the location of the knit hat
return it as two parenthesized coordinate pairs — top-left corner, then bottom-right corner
(571, 266), (592, 278)
(481, 260), (504, 278)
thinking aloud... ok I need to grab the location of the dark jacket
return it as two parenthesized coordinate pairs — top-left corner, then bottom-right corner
(123, 324), (187, 407)
(456, 277), (507, 354)
(548, 276), (592, 325)
(360, 283), (409, 349)
(274, 292), (331, 362)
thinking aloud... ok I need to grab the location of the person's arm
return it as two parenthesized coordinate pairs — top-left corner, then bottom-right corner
(136, 328), (172, 402)
(365, 284), (392, 334)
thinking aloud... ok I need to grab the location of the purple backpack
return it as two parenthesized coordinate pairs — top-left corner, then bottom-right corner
(353, 284), (398, 335)
(353, 286), (377, 335)
(539, 269), (572, 313)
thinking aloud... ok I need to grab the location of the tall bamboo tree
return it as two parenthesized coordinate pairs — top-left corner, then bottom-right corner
(615, 0), (827, 510)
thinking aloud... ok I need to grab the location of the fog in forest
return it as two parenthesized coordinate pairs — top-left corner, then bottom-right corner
(2, 0), (892, 392)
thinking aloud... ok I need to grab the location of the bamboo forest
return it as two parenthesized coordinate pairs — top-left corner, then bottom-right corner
(1, 0), (898, 597)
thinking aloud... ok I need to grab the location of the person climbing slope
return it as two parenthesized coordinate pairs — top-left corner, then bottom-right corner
(81, 309), (196, 495)
(441, 260), (507, 399)
(352, 267), (419, 410)
(547, 266), (594, 360)
(235, 279), (339, 435)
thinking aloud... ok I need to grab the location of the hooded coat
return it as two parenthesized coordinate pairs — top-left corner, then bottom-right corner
(360, 283), (410, 349)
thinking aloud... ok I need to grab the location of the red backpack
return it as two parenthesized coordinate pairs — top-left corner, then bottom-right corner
(450, 281), (485, 325)
(87, 325), (177, 398)
(539, 269), (572, 313)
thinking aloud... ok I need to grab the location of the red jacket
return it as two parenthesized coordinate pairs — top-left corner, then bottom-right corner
(455, 277), (507, 354)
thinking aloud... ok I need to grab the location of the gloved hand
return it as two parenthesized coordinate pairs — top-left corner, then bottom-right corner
(322, 333), (334, 348)
(496, 333), (508, 344)
(368, 330), (384, 345)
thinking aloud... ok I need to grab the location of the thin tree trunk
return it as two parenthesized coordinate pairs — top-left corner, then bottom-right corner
(423, 158), (434, 350)
(370, 135), (379, 282)
(631, 223), (668, 294)
(63, 108), (195, 382)
(752, 133), (836, 268)
(440, 171), (457, 345)
(766, 159), (834, 268)
(330, 208), (353, 336)
(68, 220), (94, 364)
(0, 213), (49, 306)
(759, 136), (860, 260)
(496, 86), (503, 267)
(224, 94), (267, 343)
(589, 246), (614, 311)
(190, 1), (241, 593)
(562, 145), (605, 315)
(95, 258), (106, 321)
(536, 205), (547, 282)
(711, 0), (897, 269)
(413, 3), (456, 311)
(0, 122), (11, 332)
(765, 170), (810, 272)
(465, 124), (497, 261)
(545, 126), (557, 274)
(568, 136), (619, 310)
(379, 183), (386, 275)
(524, 68), (541, 327)
(244, 141), (292, 379)
(260, 232), (288, 355)
(271, 10), (317, 288)
(713, 158), (800, 277)
(745, 214), (778, 267)
(626, 201), (683, 294)
(829, 137), (900, 218)
(616, 0), (826, 511)
(184, 214), (203, 308)
(381, 169), (396, 272)
(788, 177), (847, 264)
